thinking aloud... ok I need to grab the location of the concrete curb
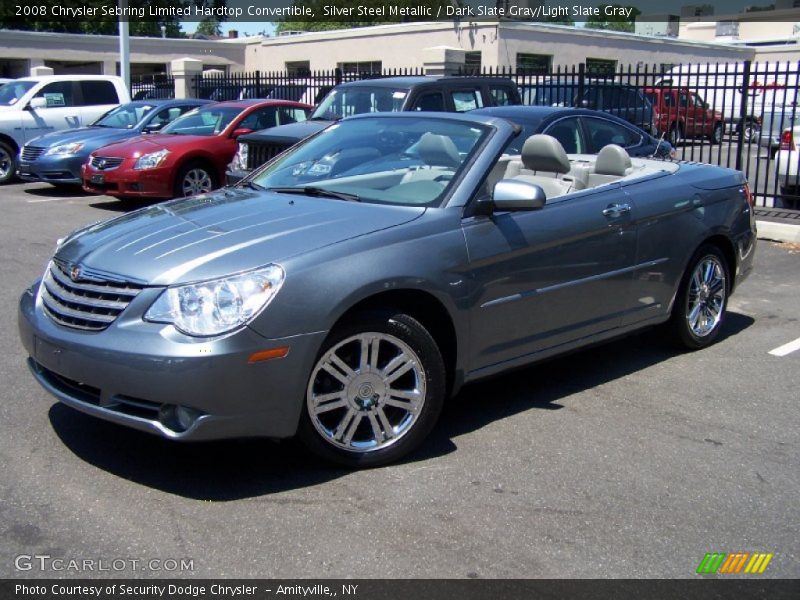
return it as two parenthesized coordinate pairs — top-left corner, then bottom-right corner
(756, 220), (800, 243)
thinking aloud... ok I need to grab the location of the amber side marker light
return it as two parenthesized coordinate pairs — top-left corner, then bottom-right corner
(248, 347), (290, 364)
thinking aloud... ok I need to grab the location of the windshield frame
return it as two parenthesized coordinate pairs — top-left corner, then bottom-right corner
(91, 102), (157, 129)
(310, 86), (410, 120)
(247, 115), (494, 209)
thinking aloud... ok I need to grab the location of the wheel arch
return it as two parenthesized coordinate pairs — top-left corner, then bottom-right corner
(0, 133), (19, 154)
(700, 233), (737, 292)
(172, 153), (220, 192)
(331, 288), (461, 396)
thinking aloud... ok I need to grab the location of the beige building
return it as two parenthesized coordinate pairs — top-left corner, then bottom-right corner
(245, 21), (752, 75)
(0, 28), (252, 79)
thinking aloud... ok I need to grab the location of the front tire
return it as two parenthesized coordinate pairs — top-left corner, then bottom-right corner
(298, 311), (446, 468)
(668, 124), (683, 147)
(668, 245), (729, 350)
(709, 122), (723, 145)
(174, 162), (216, 198)
(0, 141), (17, 184)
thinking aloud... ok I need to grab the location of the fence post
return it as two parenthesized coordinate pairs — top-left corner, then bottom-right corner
(171, 57), (203, 99)
(255, 70), (261, 98)
(335, 68), (343, 86)
(736, 60), (752, 172)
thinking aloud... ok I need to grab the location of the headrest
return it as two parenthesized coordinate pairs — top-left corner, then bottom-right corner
(416, 133), (461, 167)
(521, 134), (571, 174)
(595, 144), (632, 176)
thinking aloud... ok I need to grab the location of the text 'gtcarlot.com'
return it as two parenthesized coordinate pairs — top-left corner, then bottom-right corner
(13, 554), (194, 572)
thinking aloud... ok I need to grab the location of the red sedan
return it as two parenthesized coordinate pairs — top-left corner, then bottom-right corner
(82, 99), (311, 200)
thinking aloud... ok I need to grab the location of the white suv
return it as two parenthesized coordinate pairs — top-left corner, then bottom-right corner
(0, 75), (130, 183)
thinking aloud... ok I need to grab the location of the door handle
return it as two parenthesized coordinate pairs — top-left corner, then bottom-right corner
(602, 203), (632, 218)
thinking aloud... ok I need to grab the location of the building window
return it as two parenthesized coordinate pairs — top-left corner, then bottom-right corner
(338, 61), (382, 75)
(585, 58), (617, 78)
(464, 51), (482, 75)
(716, 21), (740, 38)
(516, 53), (552, 75)
(286, 61), (311, 77)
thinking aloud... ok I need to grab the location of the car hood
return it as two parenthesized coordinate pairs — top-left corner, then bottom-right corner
(26, 126), (133, 148)
(55, 187), (425, 286)
(93, 133), (213, 157)
(240, 120), (331, 144)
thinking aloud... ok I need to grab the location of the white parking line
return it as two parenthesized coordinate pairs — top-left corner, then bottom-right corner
(768, 337), (800, 357)
(26, 197), (71, 204)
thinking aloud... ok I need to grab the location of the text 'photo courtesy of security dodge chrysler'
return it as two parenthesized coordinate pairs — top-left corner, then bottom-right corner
(18, 113), (756, 468)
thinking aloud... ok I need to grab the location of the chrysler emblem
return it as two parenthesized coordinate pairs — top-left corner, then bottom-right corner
(70, 265), (81, 281)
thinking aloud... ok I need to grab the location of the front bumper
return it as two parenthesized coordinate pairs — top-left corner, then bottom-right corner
(19, 283), (326, 441)
(17, 155), (84, 184)
(81, 161), (174, 199)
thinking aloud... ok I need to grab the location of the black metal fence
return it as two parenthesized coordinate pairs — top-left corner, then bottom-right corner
(130, 74), (175, 100)
(192, 67), (424, 104)
(150, 62), (800, 209)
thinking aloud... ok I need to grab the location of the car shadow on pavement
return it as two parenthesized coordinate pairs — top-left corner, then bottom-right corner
(23, 185), (93, 198)
(47, 312), (754, 501)
(88, 198), (153, 212)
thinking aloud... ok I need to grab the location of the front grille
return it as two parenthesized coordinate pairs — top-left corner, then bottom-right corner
(90, 156), (124, 170)
(246, 142), (290, 170)
(40, 261), (143, 331)
(21, 145), (45, 161)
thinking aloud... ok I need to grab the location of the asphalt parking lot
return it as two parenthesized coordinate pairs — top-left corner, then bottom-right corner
(1, 181), (798, 579)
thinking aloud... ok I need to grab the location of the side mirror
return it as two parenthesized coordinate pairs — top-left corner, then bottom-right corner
(231, 127), (253, 138)
(487, 179), (546, 212)
(27, 97), (48, 110)
(142, 122), (164, 133)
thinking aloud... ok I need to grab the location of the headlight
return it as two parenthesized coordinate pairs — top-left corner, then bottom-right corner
(44, 142), (84, 156)
(144, 265), (285, 337)
(231, 142), (248, 171)
(134, 148), (169, 170)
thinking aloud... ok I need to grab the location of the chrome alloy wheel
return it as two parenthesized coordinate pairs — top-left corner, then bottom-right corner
(686, 255), (726, 338)
(307, 333), (427, 453)
(182, 168), (213, 196)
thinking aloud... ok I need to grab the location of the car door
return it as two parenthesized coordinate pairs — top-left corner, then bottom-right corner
(679, 91), (695, 135)
(20, 81), (81, 143)
(462, 185), (638, 370)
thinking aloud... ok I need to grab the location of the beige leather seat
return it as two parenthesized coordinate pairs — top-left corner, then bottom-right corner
(506, 134), (578, 199)
(587, 144), (632, 186)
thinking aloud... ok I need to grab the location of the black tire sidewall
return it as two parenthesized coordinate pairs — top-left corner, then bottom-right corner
(297, 310), (446, 468)
(710, 123), (723, 144)
(0, 141), (17, 184)
(670, 245), (730, 350)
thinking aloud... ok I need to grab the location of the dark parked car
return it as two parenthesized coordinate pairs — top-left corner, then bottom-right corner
(19, 113), (755, 468)
(226, 75), (522, 184)
(519, 79), (655, 134)
(17, 99), (209, 187)
(471, 105), (674, 158)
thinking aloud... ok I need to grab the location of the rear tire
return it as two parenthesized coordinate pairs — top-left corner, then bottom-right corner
(709, 123), (723, 145)
(298, 310), (446, 468)
(667, 245), (729, 350)
(668, 124), (683, 147)
(0, 141), (17, 184)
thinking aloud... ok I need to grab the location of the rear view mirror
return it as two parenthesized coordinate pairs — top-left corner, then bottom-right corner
(27, 97), (47, 110)
(489, 179), (546, 211)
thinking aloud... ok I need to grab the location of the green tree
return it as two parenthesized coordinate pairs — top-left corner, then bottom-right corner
(585, 4), (641, 33)
(0, 0), (216, 37)
(195, 18), (223, 37)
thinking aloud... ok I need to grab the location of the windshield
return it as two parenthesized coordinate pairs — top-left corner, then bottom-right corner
(520, 84), (578, 107)
(310, 87), (408, 120)
(251, 116), (489, 208)
(93, 103), (155, 128)
(0, 80), (35, 106)
(161, 106), (241, 136)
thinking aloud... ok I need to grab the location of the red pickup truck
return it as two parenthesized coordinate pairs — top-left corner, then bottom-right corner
(643, 87), (725, 146)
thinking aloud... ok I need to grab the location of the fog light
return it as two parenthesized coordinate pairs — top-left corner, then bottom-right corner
(175, 405), (200, 431)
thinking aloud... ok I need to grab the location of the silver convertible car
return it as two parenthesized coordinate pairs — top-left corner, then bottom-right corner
(19, 113), (756, 467)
